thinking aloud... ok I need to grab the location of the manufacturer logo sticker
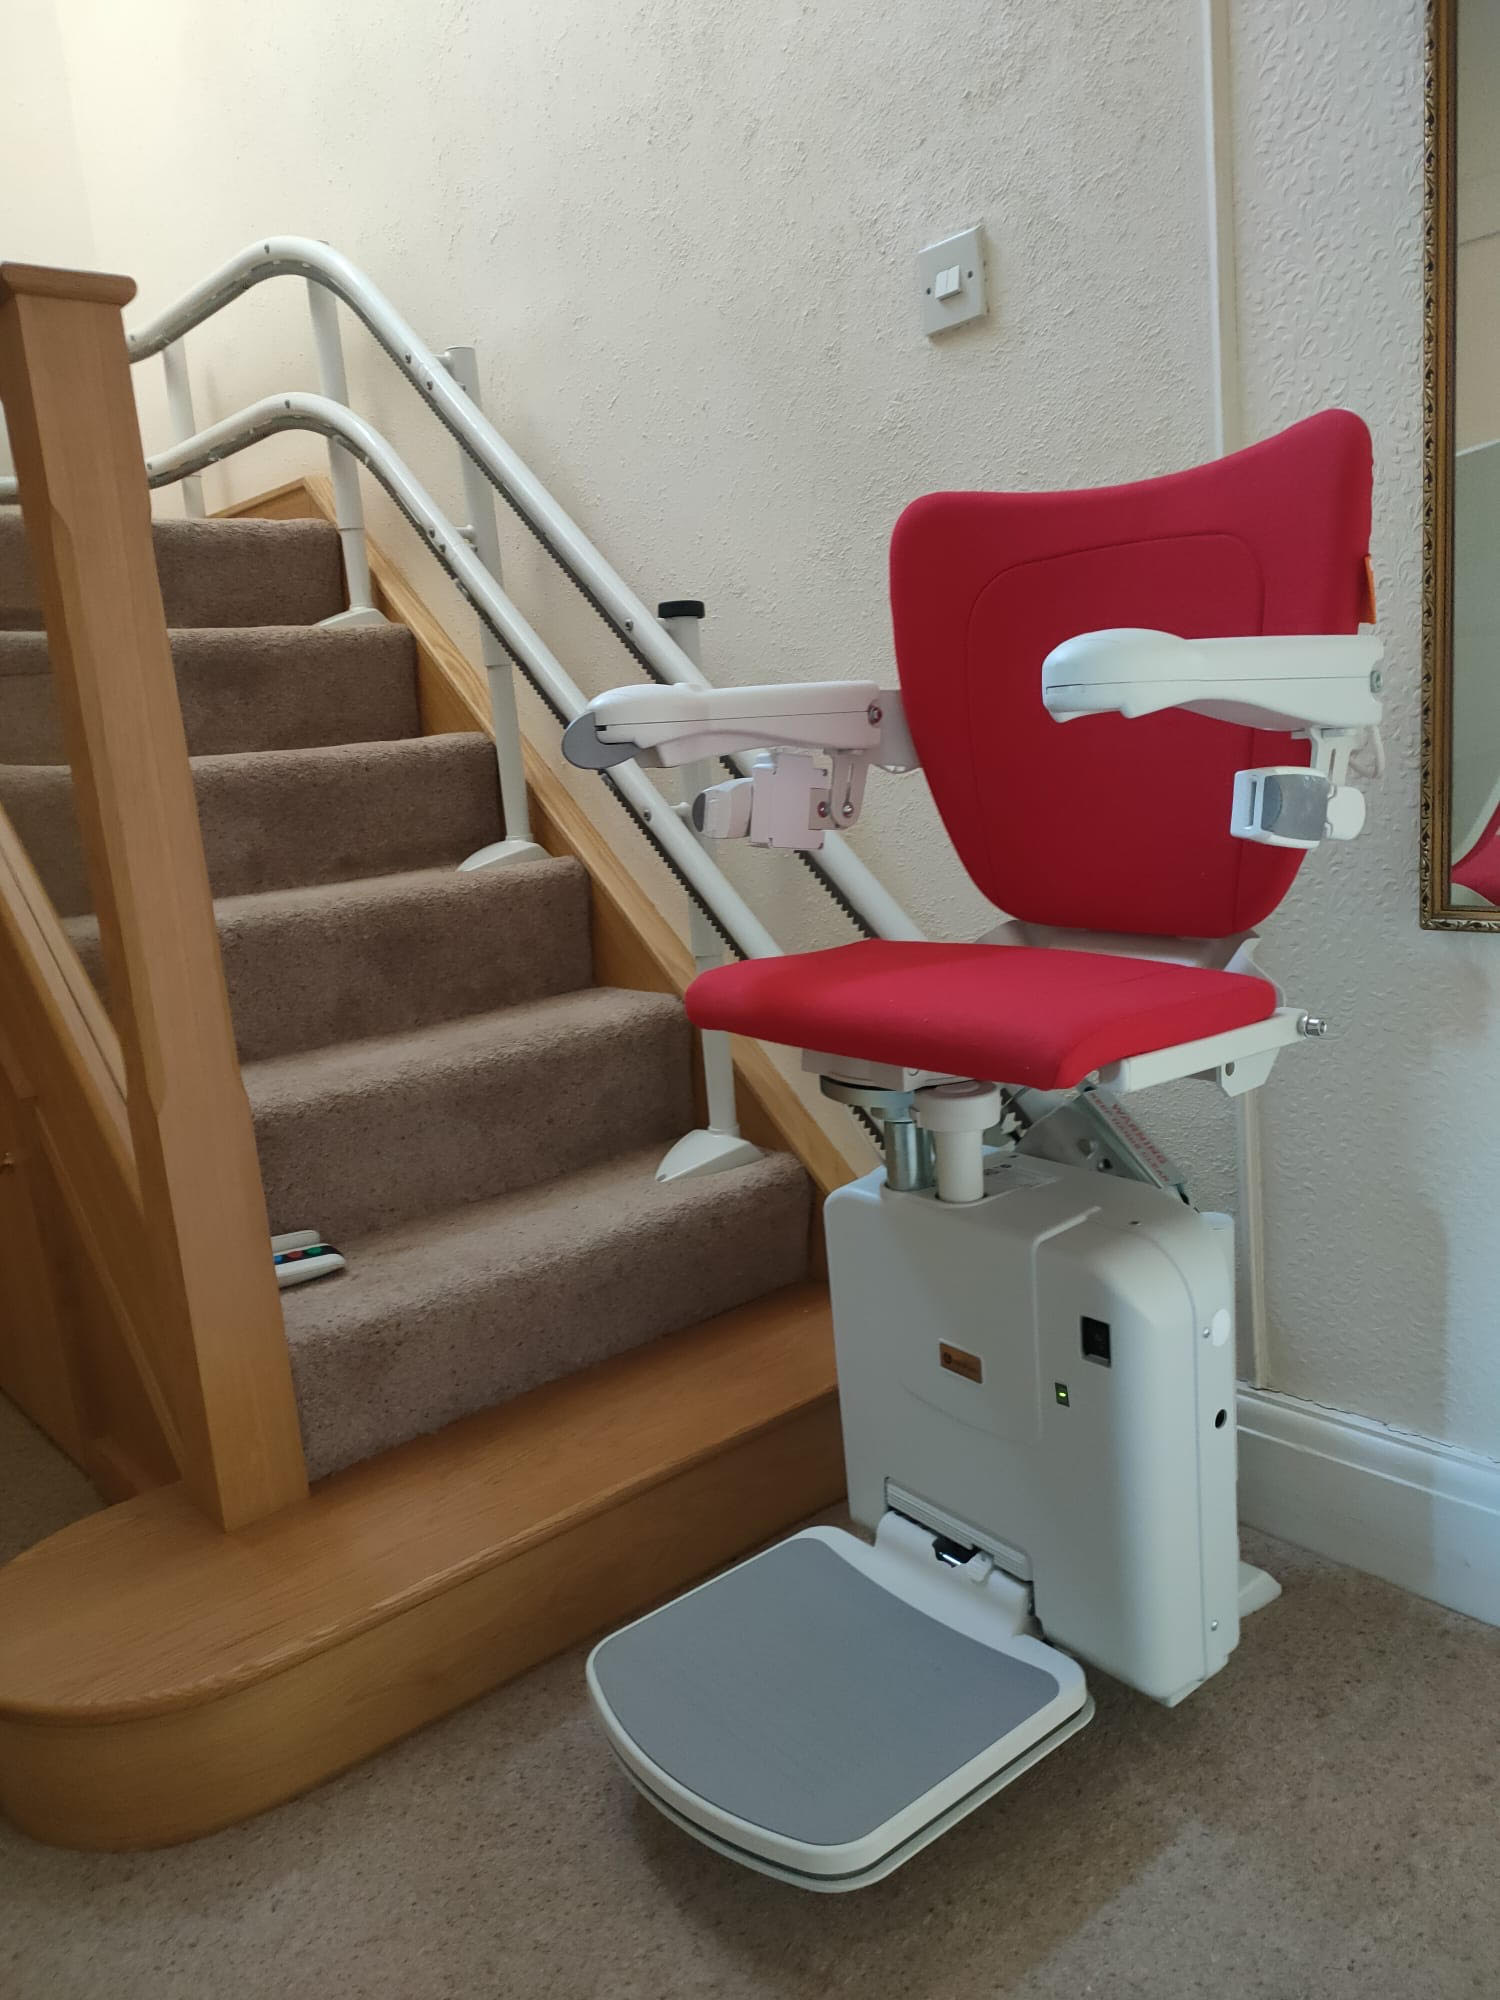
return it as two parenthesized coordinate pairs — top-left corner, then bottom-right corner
(939, 1342), (983, 1383)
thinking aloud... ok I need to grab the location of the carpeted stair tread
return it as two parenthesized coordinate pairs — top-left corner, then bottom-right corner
(245, 985), (694, 1241)
(0, 625), (422, 762)
(281, 1145), (812, 1479)
(0, 732), (503, 916)
(62, 858), (593, 1063)
(0, 514), (345, 629)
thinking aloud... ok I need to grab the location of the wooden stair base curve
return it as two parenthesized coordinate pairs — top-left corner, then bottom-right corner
(0, 1282), (839, 1850)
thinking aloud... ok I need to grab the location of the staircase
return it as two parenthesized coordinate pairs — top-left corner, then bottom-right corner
(0, 510), (811, 1481)
(0, 268), (846, 1851)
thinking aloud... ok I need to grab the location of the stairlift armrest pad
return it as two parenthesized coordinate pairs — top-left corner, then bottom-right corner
(1042, 628), (1384, 732)
(562, 680), (917, 771)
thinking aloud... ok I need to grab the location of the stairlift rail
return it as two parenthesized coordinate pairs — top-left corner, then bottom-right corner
(97, 234), (922, 950)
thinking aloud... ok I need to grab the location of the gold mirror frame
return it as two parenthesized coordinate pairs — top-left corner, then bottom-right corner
(1419, 0), (1486, 926)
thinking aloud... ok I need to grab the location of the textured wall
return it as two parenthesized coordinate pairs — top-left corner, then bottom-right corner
(13, 0), (1499, 1456)
(0, 0), (97, 475)
(0, 0), (94, 264)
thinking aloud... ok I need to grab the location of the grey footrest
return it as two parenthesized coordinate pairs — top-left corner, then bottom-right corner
(588, 1526), (1092, 1889)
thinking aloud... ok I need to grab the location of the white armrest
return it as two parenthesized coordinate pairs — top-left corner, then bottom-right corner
(562, 680), (918, 852)
(562, 678), (918, 853)
(562, 679), (916, 771)
(1042, 626), (1385, 851)
(1042, 627), (1383, 732)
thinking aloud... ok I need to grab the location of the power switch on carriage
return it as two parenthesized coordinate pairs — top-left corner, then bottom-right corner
(1081, 1316), (1112, 1366)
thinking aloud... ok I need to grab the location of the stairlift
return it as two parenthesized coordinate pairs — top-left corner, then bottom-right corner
(563, 410), (1382, 1890)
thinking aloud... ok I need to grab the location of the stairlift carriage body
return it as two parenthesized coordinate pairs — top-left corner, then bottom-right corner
(565, 411), (1380, 1889)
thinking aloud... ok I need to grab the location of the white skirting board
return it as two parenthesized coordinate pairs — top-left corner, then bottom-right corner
(1237, 1386), (1500, 1630)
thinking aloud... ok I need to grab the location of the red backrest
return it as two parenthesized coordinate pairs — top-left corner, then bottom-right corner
(888, 410), (1373, 938)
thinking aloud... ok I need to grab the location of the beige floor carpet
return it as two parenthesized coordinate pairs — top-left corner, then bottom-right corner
(2, 1393), (1497, 2000)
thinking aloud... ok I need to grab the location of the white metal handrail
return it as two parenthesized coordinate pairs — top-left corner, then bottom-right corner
(1, 234), (919, 947)
(142, 389), (783, 962)
(126, 237), (922, 946)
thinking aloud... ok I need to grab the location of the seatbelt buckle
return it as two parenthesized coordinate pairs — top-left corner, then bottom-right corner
(1229, 766), (1365, 848)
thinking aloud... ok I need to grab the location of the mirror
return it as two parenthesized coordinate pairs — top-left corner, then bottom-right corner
(1424, 0), (1500, 923)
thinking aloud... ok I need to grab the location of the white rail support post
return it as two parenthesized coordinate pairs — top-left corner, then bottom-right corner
(161, 340), (207, 518)
(305, 279), (383, 628)
(653, 601), (766, 1184)
(440, 344), (546, 870)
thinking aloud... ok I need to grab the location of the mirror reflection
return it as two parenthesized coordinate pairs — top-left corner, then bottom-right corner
(1449, 1), (1500, 907)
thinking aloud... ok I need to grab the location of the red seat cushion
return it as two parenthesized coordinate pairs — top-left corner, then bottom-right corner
(686, 942), (1278, 1091)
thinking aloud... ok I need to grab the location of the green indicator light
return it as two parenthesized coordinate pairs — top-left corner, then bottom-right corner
(1055, 1382), (1070, 1406)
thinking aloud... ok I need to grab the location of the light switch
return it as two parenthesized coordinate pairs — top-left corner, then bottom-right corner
(917, 225), (987, 336)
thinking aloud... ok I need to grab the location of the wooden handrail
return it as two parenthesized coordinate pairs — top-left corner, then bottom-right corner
(0, 263), (307, 1529)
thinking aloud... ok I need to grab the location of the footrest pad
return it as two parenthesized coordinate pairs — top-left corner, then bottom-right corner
(589, 1530), (1089, 1880)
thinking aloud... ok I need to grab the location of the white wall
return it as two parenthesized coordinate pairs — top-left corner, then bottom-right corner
(0, 0), (94, 265)
(9, 0), (1500, 1464)
(0, 0), (97, 474)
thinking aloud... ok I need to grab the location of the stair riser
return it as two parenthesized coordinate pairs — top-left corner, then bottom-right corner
(0, 514), (345, 628)
(0, 735), (503, 917)
(195, 737), (504, 903)
(218, 864), (594, 1062)
(0, 627), (423, 763)
(251, 1008), (695, 1240)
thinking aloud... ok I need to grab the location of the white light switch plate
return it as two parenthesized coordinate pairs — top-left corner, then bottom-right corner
(916, 225), (986, 336)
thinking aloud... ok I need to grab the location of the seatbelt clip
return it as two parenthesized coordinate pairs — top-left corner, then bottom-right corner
(1229, 766), (1364, 848)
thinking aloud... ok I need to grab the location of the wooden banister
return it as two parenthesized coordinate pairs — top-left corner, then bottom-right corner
(0, 263), (307, 1529)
